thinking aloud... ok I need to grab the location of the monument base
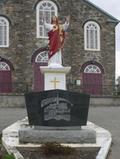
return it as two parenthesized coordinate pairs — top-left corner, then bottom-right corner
(19, 126), (96, 144)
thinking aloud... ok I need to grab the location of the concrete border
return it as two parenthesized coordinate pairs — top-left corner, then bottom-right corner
(2, 118), (112, 159)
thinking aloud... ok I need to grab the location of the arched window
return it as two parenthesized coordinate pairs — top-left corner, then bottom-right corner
(35, 51), (48, 63)
(84, 21), (100, 51)
(36, 0), (58, 38)
(0, 17), (9, 47)
(0, 62), (10, 71)
(84, 64), (101, 74)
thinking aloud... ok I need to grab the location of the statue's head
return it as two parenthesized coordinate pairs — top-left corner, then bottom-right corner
(51, 16), (59, 24)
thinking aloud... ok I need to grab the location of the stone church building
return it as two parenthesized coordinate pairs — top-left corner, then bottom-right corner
(0, 0), (119, 95)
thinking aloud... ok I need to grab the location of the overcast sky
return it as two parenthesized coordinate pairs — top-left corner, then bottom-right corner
(89, 0), (120, 79)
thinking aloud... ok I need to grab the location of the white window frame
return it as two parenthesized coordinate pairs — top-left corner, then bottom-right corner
(35, 51), (48, 63)
(0, 62), (10, 70)
(84, 21), (100, 51)
(36, 0), (58, 38)
(0, 17), (9, 47)
(84, 64), (101, 74)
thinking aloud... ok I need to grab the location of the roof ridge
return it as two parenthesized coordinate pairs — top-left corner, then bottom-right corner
(84, 0), (119, 23)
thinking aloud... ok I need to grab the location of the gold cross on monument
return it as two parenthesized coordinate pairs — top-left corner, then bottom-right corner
(50, 77), (60, 89)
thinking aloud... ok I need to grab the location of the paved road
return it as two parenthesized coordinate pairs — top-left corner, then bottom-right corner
(0, 108), (27, 133)
(88, 107), (120, 159)
(0, 107), (120, 159)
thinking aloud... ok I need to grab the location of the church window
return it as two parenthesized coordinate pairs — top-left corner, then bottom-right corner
(35, 51), (48, 63)
(84, 21), (100, 51)
(0, 62), (10, 70)
(36, 0), (58, 38)
(0, 17), (9, 47)
(84, 64), (101, 74)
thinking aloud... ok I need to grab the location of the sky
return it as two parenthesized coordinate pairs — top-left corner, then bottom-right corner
(89, 0), (120, 79)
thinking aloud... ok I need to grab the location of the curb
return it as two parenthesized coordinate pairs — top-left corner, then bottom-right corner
(2, 118), (112, 159)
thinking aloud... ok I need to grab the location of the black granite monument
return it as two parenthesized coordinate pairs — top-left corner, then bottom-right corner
(25, 89), (90, 127)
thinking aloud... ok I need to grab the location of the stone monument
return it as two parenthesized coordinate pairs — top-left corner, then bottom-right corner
(19, 16), (96, 144)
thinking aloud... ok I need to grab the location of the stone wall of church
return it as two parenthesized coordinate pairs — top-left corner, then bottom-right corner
(62, 0), (117, 92)
(0, 0), (118, 93)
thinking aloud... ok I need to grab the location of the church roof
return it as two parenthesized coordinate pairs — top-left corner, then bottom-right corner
(84, 0), (119, 23)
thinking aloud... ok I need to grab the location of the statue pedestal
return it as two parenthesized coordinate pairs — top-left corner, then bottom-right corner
(40, 65), (71, 90)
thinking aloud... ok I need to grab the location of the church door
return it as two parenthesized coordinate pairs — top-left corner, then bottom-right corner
(82, 64), (103, 95)
(33, 51), (48, 92)
(0, 62), (12, 93)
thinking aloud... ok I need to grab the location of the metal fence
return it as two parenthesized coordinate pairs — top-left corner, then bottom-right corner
(0, 82), (119, 96)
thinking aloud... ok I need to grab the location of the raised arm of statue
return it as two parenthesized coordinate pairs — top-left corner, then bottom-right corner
(44, 20), (53, 31)
(61, 16), (70, 31)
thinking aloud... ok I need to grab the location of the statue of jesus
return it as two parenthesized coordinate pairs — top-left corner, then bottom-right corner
(44, 16), (70, 68)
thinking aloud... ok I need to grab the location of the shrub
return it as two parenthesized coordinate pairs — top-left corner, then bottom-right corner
(2, 154), (15, 159)
(41, 142), (76, 156)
